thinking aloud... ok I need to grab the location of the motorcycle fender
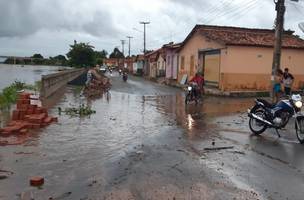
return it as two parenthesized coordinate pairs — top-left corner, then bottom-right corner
(249, 104), (264, 113)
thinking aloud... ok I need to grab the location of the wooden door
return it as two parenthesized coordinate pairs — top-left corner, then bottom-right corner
(190, 55), (195, 76)
(204, 50), (220, 87)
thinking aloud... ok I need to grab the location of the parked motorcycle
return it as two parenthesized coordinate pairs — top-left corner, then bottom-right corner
(185, 83), (201, 105)
(248, 94), (304, 143)
(122, 72), (128, 82)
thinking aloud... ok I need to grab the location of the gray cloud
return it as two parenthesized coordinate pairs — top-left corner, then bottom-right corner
(0, 0), (39, 37)
(0, 0), (303, 57)
(0, 0), (119, 38)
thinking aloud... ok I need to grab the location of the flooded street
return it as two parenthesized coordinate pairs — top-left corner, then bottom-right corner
(1, 72), (304, 200)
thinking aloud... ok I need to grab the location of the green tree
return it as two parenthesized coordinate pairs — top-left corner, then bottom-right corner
(31, 53), (44, 65)
(53, 55), (67, 61)
(109, 48), (124, 59)
(94, 50), (108, 65)
(67, 42), (96, 67)
(31, 54), (44, 59)
(53, 55), (68, 66)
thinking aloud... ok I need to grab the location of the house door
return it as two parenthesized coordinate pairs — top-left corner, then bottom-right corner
(198, 52), (204, 74)
(190, 55), (195, 77)
(204, 50), (220, 87)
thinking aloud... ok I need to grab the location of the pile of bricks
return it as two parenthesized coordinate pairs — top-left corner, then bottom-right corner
(0, 93), (58, 136)
(85, 78), (111, 97)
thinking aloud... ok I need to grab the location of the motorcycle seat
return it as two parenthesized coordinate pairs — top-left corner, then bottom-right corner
(256, 99), (275, 108)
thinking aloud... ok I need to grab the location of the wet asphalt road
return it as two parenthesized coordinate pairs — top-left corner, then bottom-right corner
(1, 72), (304, 199)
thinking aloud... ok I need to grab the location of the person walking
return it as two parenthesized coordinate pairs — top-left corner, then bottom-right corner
(274, 69), (283, 103)
(283, 68), (294, 96)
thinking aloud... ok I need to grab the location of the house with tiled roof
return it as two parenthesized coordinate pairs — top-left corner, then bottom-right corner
(133, 54), (145, 75)
(163, 42), (181, 81)
(156, 48), (166, 77)
(125, 56), (136, 73)
(104, 58), (119, 67)
(178, 24), (304, 91)
(145, 48), (166, 78)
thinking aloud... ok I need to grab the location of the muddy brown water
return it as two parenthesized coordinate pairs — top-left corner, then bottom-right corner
(0, 64), (67, 90)
(0, 73), (254, 199)
(0, 64), (70, 127)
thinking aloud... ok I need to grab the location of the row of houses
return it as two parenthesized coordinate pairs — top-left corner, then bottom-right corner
(106, 24), (304, 92)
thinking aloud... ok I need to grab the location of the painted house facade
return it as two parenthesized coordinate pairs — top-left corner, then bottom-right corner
(178, 25), (304, 91)
(145, 50), (159, 78)
(133, 54), (144, 75)
(156, 49), (166, 77)
(125, 56), (136, 73)
(104, 58), (119, 67)
(164, 42), (181, 81)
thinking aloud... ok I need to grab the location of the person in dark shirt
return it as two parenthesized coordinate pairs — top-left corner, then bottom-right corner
(283, 68), (294, 96)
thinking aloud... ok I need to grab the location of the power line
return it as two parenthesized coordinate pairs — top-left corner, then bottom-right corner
(204, 0), (259, 24)
(219, 0), (261, 23)
(287, 1), (304, 17)
(157, 0), (259, 44)
(198, 0), (237, 23)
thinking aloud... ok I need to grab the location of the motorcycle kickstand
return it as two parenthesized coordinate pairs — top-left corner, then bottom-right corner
(275, 129), (281, 138)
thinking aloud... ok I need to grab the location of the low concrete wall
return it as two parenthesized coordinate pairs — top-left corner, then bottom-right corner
(40, 68), (86, 99)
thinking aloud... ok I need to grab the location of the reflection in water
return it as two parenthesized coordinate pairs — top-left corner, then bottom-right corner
(187, 114), (194, 130)
(143, 93), (254, 138)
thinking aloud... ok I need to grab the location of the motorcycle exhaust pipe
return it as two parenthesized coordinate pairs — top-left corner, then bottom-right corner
(248, 112), (273, 126)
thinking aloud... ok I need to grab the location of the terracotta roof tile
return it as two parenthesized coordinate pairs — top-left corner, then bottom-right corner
(180, 25), (304, 50)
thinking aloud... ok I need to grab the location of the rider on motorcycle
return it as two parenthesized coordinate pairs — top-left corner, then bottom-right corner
(189, 73), (204, 98)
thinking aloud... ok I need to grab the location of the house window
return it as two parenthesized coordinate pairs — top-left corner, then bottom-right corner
(181, 56), (185, 70)
(167, 56), (170, 65)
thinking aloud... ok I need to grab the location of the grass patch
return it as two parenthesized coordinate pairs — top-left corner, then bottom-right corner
(0, 80), (38, 110)
(58, 104), (96, 117)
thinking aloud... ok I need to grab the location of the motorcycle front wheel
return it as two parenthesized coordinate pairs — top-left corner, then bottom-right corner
(249, 110), (267, 135)
(185, 93), (190, 105)
(295, 117), (304, 144)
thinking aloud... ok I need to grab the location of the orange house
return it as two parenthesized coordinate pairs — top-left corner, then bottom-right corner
(145, 50), (160, 78)
(125, 56), (136, 73)
(104, 58), (119, 67)
(178, 25), (304, 91)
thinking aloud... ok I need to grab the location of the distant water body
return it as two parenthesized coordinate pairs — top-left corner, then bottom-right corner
(0, 64), (64, 90)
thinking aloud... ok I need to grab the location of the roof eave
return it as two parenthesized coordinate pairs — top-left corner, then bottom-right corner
(227, 43), (304, 49)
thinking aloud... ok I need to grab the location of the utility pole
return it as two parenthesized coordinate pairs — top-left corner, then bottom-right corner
(140, 21), (150, 76)
(139, 22), (150, 54)
(121, 40), (126, 56)
(126, 36), (133, 57)
(271, 0), (285, 102)
(121, 40), (126, 69)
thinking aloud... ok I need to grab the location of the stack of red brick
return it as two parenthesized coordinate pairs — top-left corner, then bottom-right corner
(88, 79), (103, 90)
(0, 93), (58, 136)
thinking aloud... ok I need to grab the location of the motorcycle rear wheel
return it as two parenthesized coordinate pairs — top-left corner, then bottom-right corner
(295, 117), (304, 144)
(249, 110), (267, 135)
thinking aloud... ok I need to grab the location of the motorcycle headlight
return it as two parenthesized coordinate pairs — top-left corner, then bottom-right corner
(295, 101), (303, 108)
(188, 86), (192, 91)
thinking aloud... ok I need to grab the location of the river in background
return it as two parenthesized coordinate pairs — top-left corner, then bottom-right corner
(0, 64), (68, 90)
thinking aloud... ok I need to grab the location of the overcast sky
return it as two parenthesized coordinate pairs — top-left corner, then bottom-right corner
(0, 0), (303, 58)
